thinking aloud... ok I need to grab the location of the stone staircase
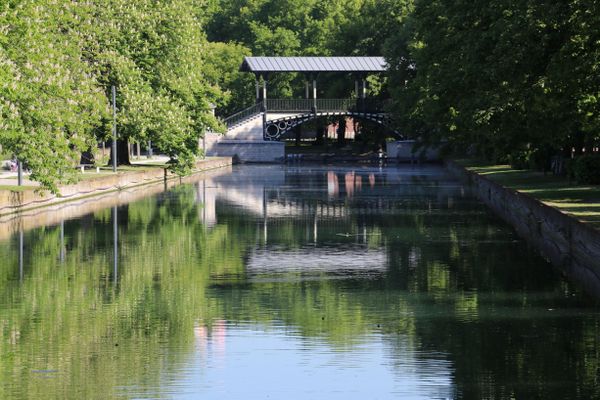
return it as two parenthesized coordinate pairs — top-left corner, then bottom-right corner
(204, 105), (284, 163)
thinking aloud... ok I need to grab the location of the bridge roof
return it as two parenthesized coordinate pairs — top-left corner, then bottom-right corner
(240, 56), (387, 73)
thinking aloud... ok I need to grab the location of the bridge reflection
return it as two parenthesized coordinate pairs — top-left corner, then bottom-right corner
(2, 164), (463, 282)
(190, 165), (467, 283)
(196, 165), (460, 225)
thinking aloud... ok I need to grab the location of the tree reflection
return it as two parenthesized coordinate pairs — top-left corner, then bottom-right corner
(0, 166), (598, 399)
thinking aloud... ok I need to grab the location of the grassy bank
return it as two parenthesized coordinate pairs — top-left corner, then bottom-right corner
(456, 160), (600, 227)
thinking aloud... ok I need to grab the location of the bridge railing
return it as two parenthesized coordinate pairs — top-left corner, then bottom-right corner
(265, 99), (313, 112)
(222, 102), (263, 128)
(265, 98), (388, 113)
(221, 98), (390, 128)
(316, 98), (357, 112)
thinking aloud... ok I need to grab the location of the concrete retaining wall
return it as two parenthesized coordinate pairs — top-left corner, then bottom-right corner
(386, 140), (440, 162)
(0, 157), (233, 217)
(208, 140), (285, 163)
(0, 165), (233, 241)
(447, 161), (600, 294)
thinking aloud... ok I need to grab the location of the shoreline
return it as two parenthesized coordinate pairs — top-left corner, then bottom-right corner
(446, 160), (600, 295)
(0, 157), (233, 217)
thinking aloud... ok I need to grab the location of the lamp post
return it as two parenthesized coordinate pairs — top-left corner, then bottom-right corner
(111, 85), (117, 172)
(17, 159), (22, 186)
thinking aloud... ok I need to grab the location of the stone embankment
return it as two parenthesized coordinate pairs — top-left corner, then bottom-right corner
(0, 157), (233, 217)
(0, 162), (232, 241)
(447, 161), (600, 294)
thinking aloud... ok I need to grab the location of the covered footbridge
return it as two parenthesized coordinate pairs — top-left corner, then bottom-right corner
(205, 56), (398, 161)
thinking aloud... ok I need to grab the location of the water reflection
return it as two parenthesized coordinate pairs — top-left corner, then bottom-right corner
(59, 220), (65, 264)
(0, 165), (599, 399)
(18, 228), (23, 283)
(112, 205), (118, 284)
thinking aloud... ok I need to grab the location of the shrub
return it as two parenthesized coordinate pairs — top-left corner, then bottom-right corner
(507, 149), (535, 170)
(573, 154), (600, 185)
(508, 145), (560, 172)
(563, 157), (576, 180)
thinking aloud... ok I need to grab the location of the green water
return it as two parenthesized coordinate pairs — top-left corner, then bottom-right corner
(0, 165), (599, 399)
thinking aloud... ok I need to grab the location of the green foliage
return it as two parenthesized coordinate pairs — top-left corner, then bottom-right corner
(203, 41), (254, 115)
(0, 0), (226, 192)
(204, 0), (404, 101)
(573, 154), (600, 185)
(4, 0), (596, 189)
(385, 0), (600, 166)
(507, 145), (555, 171)
(507, 150), (536, 171)
(0, 1), (108, 192)
(89, 0), (224, 168)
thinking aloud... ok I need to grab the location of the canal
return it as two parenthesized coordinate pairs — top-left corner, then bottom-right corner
(1, 165), (599, 399)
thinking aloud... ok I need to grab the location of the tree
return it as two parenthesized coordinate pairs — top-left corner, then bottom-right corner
(336, 117), (347, 146)
(385, 0), (600, 167)
(203, 41), (255, 117)
(204, 0), (367, 106)
(0, 0), (225, 192)
(89, 0), (223, 169)
(0, 0), (108, 193)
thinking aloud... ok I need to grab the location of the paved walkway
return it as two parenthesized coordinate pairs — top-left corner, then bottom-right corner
(0, 168), (39, 187)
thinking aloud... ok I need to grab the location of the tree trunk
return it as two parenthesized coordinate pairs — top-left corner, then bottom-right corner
(107, 139), (131, 166)
(315, 125), (325, 146)
(79, 148), (95, 165)
(337, 117), (346, 146)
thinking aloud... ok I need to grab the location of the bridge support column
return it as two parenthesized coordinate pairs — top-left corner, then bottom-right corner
(354, 75), (367, 112)
(258, 74), (268, 138)
(255, 73), (268, 103)
(262, 112), (267, 139)
(312, 74), (317, 112)
(360, 76), (367, 113)
(361, 78), (367, 99)
(255, 78), (260, 103)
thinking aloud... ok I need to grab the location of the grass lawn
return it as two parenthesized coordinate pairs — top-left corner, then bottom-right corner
(96, 164), (166, 172)
(0, 185), (35, 192)
(75, 171), (119, 181)
(75, 164), (166, 180)
(456, 159), (600, 228)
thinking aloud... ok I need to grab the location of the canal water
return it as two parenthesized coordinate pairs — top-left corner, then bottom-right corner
(0, 165), (599, 399)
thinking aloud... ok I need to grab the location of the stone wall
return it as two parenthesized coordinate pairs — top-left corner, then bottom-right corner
(0, 165), (233, 240)
(208, 140), (285, 163)
(447, 161), (600, 294)
(0, 157), (233, 217)
(205, 112), (286, 162)
(386, 140), (440, 162)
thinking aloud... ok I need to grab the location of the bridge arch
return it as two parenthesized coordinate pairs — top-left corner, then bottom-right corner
(264, 111), (401, 141)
